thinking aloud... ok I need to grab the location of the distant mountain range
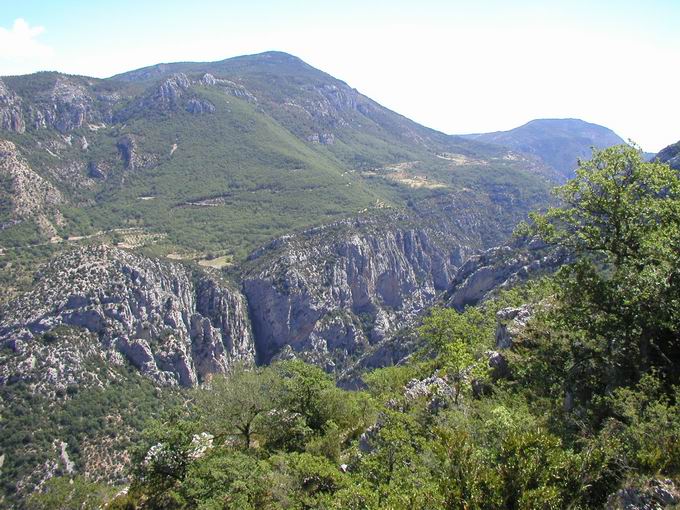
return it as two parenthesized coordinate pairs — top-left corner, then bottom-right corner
(461, 118), (627, 181)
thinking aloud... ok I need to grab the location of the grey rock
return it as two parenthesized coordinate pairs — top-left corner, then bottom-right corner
(307, 132), (335, 145)
(0, 245), (255, 386)
(486, 349), (510, 378)
(606, 479), (679, 509)
(0, 139), (64, 236)
(655, 140), (680, 170)
(447, 242), (565, 310)
(0, 79), (25, 133)
(152, 73), (191, 109)
(186, 98), (216, 114)
(404, 375), (455, 411)
(116, 135), (157, 171)
(117, 134), (138, 170)
(14, 77), (105, 133)
(243, 219), (454, 370)
(87, 160), (110, 179)
(495, 305), (533, 349)
(200, 73), (217, 86)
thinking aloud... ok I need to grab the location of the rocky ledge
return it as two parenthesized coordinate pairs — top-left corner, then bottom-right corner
(446, 240), (566, 310)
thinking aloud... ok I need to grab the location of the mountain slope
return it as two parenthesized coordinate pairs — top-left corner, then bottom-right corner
(655, 138), (680, 170)
(462, 118), (626, 180)
(0, 52), (554, 261)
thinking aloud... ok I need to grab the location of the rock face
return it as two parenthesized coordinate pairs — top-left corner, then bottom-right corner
(116, 135), (140, 170)
(0, 328), (118, 399)
(0, 79), (25, 133)
(116, 134), (157, 171)
(0, 75), (121, 134)
(243, 219), (455, 369)
(447, 241), (566, 310)
(606, 479), (679, 510)
(0, 139), (64, 235)
(655, 139), (680, 170)
(186, 98), (216, 114)
(0, 245), (254, 386)
(495, 305), (534, 350)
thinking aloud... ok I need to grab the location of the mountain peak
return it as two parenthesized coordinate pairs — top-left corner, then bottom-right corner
(461, 118), (626, 180)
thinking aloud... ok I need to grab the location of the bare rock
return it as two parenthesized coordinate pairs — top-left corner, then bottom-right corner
(243, 217), (454, 370)
(0, 245), (255, 386)
(447, 242), (566, 310)
(607, 479), (679, 510)
(495, 305), (533, 350)
(0, 79), (25, 133)
(186, 98), (216, 114)
(0, 139), (64, 235)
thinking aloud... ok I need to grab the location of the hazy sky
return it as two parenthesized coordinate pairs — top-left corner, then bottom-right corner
(1, 0), (678, 152)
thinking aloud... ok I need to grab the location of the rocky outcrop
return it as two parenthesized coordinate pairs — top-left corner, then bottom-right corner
(655, 139), (680, 170)
(606, 479), (679, 510)
(41, 78), (98, 132)
(447, 241), (566, 310)
(0, 328), (120, 399)
(0, 139), (64, 235)
(116, 134), (157, 171)
(150, 73), (191, 110)
(0, 76), (115, 134)
(307, 132), (335, 145)
(186, 98), (216, 114)
(117, 135), (139, 170)
(0, 79), (25, 133)
(0, 245), (254, 386)
(200, 73), (257, 102)
(495, 305), (534, 350)
(243, 218), (455, 369)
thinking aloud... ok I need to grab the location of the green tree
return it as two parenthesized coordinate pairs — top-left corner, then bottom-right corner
(196, 365), (280, 448)
(418, 307), (490, 403)
(273, 360), (336, 432)
(518, 145), (680, 405)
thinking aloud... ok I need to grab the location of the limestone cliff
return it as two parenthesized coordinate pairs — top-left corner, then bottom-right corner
(243, 217), (455, 370)
(0, 245), (254, 386)
(0, 139), (65, 236)
(446, 241), (566, 310)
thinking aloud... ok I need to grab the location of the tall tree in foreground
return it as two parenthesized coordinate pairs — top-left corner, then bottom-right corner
(196, 365), (281, 448)
(517, 145), (680, 408)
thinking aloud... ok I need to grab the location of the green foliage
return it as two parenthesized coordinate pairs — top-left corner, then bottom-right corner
(196, 365), (279, 448)
(419, 307), (492, 402)
(13, 145), (680, 508)
(0, 345), (178, 506)
(26, 476), (115, 510)
(518, 145), (680, 410)
(362, 364), (420, 399)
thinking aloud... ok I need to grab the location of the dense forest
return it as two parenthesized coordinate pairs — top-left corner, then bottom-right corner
(25, 145), (679, 509)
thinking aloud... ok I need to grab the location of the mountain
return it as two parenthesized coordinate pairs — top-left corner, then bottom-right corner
(0, 52), (551, 260)
(0, 52), (558, 502)
(655, 139), (680, 170)
(461, 118), (626, 181)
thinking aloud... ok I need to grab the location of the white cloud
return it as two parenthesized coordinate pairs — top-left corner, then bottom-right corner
(0, 18), (53, 59)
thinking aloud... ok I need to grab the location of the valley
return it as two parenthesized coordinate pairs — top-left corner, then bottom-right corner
(1, 50), (677, 508)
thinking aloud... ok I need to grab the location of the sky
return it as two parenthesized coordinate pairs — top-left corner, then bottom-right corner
(0, 0), (678, 152)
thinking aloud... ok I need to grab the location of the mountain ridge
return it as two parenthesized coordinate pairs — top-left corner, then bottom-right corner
(461, 117), (627, 180)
